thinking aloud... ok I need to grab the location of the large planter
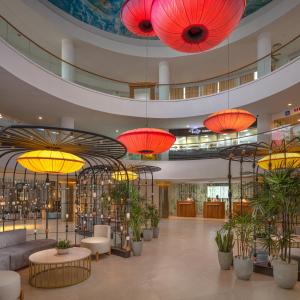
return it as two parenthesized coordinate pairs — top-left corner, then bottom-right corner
(132, 241), (143, 256)
(234, 256), (253, 280)
(218, 251), (233, 270)
(143, 229), (153, 241)
(153, 227), (160, 239)
(272, 259), (298, 289)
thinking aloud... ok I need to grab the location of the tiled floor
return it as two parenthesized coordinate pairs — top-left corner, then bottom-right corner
(19, 218), (300, 300)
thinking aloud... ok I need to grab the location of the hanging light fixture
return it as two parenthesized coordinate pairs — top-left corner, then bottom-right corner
(203, 25), (255, 134)
(121, 0), (156, 37)
(17, 150), (84, 174)
(117, 128), (175, 154)
(257, 153), (300, 170)
(151, 0), (246, 53)
(112, 170), (138, 181)
(204, 109), (256, 134)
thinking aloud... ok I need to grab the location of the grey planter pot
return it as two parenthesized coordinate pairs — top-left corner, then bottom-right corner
(153, 227), (160, 239)
(143, 228), (153, 241)
(234, 256), (253, 280)
(218, 251), (233, 270)
(273, 259), (298, 289)
(132, 241), (143, 256)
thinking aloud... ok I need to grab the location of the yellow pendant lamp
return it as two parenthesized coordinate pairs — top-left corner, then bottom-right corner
(257, 153), (300, 170)
(17, 150), (84, 174)
(112, 170), (138, 181)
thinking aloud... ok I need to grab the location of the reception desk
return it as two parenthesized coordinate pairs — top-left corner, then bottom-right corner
(177, 201), (196, 217)
(233, 202), (252, 216)
(203, 202), (225, 219)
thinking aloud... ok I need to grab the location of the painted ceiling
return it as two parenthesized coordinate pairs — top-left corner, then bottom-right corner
(47, 0), (273, 39)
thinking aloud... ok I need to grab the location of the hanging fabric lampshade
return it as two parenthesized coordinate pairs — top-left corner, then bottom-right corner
(203, 109), (256, 134)
(257, 153), (300, 170)
(121, 0), (156, 37)
(17, 150), (84, 174)
(112, 170), (138, 181)
(151, 0), (246, 53)
(117, 128), (176, 154)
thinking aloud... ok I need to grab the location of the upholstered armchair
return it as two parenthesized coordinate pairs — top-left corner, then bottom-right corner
(80, 225), (111, 261)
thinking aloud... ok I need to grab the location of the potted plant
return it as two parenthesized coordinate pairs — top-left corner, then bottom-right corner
(232, 214), (254, 280)
(129, 188), (144, 256)
(259, 169), (300, 289)
(215, 221), (234, 270)
(142, 204), (153, 241)
(149, 204), (160, 238)
(56, 240), (71, 255)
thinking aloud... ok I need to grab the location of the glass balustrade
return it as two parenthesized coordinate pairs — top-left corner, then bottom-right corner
(1, 15), (300, 101)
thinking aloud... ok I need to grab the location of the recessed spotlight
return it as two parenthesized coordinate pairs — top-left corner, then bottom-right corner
(38, 116), (43, 120)
(115, 129), (119, 133)
(0, 114), (2, 119)
(288, 103), (292, 106)
(186, 125), (190, 128)
(298, 119), (300, 122)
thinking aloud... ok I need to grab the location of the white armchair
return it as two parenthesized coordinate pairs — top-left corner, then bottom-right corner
(80, 225), (111, 261)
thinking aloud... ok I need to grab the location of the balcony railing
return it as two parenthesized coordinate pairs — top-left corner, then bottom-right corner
(1, 15), (300, 101)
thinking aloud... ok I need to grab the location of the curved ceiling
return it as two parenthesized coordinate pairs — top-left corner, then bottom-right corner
(47, 0), (273, 39)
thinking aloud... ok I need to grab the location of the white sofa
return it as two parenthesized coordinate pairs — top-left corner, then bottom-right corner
(80, 225), (111, 261)
(0, 271), (23, 300)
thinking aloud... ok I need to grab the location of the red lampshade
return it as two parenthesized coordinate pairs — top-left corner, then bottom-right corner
(121, 0), (156, 37)
(203, 109), (256, 134)
(151, 0), (246, 53)
(117, 128), (176, 154)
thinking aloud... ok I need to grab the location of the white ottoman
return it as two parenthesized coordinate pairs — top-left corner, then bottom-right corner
(0, 271), (22, 300)
(80, 237), (111, 261)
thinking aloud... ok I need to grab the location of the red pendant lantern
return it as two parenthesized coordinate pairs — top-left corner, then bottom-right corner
(203, 109), (256, 134)
(117, 128), (176, 154)
(151, 0), (246, 53)
(121, 0), (156, 37)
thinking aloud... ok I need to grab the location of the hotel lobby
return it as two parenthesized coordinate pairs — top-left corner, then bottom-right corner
(0, 0), (300, 299)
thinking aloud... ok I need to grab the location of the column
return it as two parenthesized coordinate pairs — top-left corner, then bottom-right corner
(157, 181), (170, 218)
(60, 117), (75, 221)
(61, 39), (75, 81)
(257, 113), (272, 144)
(159, 61), (170, 100)
(257, 32), (271, 78)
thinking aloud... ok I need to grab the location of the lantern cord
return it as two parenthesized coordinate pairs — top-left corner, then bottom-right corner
(145, 39), (149, 127)
(227, 37), (230, 109)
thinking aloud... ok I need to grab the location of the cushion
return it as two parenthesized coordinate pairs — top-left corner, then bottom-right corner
(0, 271), (21, 300)
(0, 230), (26, 249)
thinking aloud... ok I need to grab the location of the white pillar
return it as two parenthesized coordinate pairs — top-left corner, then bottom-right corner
(257, 113), (272, 144)
(61, 39), (75, 81)
(257, 32), (271, 78)
(60, 116), (75, 221)
(159, 61), (170, 100)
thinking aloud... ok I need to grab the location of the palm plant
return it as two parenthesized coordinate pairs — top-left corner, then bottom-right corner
(129, 186), (143, 242)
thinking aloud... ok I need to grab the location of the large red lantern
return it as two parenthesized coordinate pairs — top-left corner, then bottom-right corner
(121, 0), (156, 37)
(203, 109), (256, 134)
(117, 128), (176, 154)
(151, 0), (246, 53)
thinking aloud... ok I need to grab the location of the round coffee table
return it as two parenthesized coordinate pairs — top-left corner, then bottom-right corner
(29, 247), (91, 288)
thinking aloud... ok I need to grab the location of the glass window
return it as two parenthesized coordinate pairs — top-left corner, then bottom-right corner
(207, 186), (229, 199)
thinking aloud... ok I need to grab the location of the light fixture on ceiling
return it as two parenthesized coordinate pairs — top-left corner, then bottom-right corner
(288, 103), (292, 106)
(17, 150), (84, 174)
(38, 116), (43, 120)
(0, 114), (2, 119)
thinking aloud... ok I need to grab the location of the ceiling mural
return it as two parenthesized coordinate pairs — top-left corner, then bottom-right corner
(47, 0), (273, 39)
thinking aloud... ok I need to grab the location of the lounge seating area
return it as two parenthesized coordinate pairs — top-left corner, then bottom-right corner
(0, 229), (56, 271)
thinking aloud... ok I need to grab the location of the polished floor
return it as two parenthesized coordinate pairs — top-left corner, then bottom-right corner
(19, 218), (300, 300)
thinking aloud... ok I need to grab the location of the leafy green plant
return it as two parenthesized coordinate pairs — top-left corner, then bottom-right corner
(253, 168), (300, 263)
(148, 204), (160, 228)
(57, 240), (71, 249)
(215, 229), (234, 253)
(129, 186), (143, 242)
(142, 203), (152, 229)
(232, 214), (254, 259)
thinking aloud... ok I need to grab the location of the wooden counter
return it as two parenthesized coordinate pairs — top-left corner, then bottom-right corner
(177, 201), (196, 217)
(233, 202), (252, 216)
(203, 202), (225, 219)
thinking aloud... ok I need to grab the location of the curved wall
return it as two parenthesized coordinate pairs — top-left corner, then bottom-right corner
(1, 37), (300, 119)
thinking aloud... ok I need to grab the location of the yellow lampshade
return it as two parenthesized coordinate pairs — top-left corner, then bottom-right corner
(257, 153), (300, 170)
(111, 170), (138, 181)
(17, 150), (84, 174)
